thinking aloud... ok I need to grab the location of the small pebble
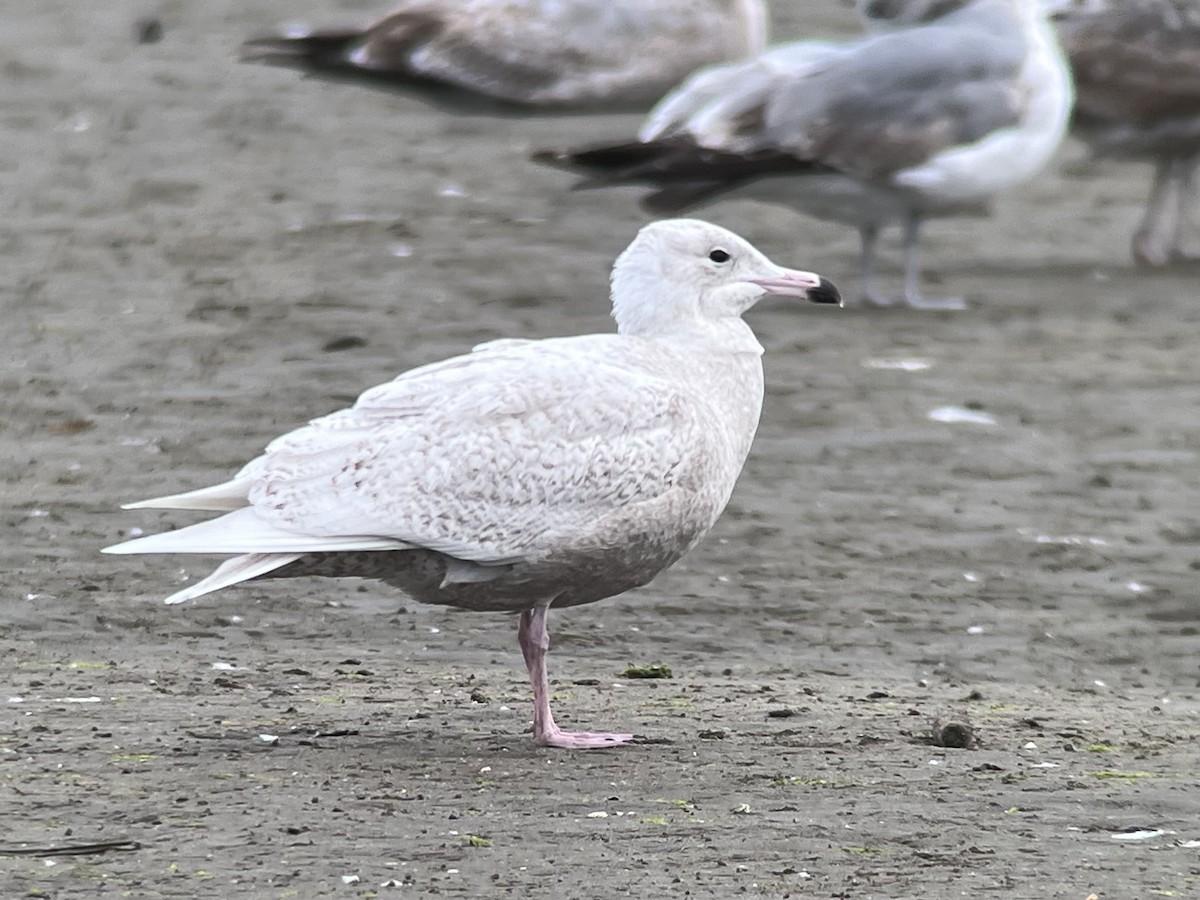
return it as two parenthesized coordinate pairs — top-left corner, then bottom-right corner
(931, 718), (979, 749)
(134, 17), (163, 44)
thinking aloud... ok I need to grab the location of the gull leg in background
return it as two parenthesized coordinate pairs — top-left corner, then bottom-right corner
(1170, 155), (1200, 263)
(1134, 158), (1177, 267)
(518, 604), (635, 749)
(901, 213), (965, 311)
(857, 223), (890, 307)
(856, 217), (963, 310)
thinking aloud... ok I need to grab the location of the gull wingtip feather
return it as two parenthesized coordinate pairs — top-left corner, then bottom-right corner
(160, 553), (303, 605)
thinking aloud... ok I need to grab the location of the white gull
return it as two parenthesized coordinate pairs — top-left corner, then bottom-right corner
(1051, 0), (1200, 265)
(241, 0), (767, 110)
(103, 219), (841, 750)
(537, 0), (1073, 309)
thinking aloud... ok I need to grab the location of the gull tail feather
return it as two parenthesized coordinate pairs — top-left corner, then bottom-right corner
(533, 139), (815, 213)
(163, 553), (302, 605)
(239, 31), (365, 69)
(240, 16), (438, 73)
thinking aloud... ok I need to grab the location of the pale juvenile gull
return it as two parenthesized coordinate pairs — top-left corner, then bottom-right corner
(1050, 0), (1200, 265)
(536, 0), (1073, 309)
(104, 219), (841, 750)
(240, 0), (767, 110)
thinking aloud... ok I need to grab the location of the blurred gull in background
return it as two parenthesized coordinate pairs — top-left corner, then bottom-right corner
(1051, 0), (1200, 266)
(241, 0), (767, 110)
(538, 0), (1073, 309)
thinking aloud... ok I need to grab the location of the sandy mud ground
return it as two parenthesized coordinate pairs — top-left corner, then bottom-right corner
(3, 2), (1199, 897)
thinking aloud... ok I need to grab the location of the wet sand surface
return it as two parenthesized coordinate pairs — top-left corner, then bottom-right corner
(3, 2), (1199, 897)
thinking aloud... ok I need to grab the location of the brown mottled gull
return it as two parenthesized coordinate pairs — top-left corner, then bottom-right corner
(240, 0), (767, 110)
(1051, 0), (1200, 266)
(104, 219), (840, 749)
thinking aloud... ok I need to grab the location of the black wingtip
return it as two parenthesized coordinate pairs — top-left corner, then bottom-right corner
(809, 277), (842, 307)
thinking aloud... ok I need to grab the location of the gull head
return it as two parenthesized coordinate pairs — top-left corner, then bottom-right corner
(610, 218), (840, 337)
(856, 0), (975, 30)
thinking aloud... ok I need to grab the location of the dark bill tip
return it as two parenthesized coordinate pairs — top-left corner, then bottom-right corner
(809, 276), (842, 307)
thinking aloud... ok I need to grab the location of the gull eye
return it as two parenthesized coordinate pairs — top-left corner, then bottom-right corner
(708, 248), (731, 264)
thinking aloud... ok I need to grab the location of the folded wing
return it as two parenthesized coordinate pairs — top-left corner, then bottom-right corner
(107, 338), (705, 568)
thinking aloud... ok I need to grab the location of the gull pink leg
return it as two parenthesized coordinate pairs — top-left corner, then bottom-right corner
(517, 605), (634, 749)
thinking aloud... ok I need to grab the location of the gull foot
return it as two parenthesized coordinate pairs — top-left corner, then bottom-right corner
(1133, 235), (1169, 267)
(902, 293), (967, 311)
(1134, 242), (1200, 268)
(859, 288), (898, 308)
(534, 726), (635, 749)
(859, 289), (966, 311)
(1168, 248), (1200, 267)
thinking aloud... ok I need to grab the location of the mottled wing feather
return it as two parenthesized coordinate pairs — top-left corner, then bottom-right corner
(385, 0), (759, 105)
(1058, 5), (1200, 124)
(243, 338), (703, 564)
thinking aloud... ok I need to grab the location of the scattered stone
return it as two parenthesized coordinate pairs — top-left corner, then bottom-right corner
(621, 663), (672, 679)
(322, 335), (368, 352)
(931, 717), (980, 749)
(134, 17), (163, 45)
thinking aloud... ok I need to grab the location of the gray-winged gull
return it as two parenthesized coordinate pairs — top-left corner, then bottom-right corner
(104, 219), (841, 750)
(1051, 0), (1200, 266)
(536, 0), (1072, 308)
(241, 0), (767, 110)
